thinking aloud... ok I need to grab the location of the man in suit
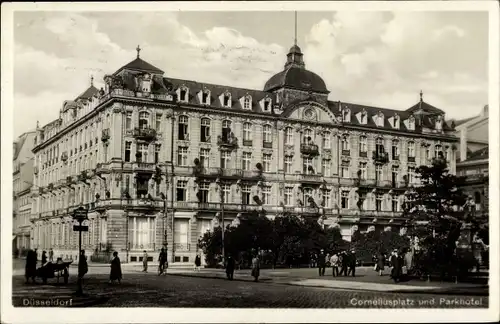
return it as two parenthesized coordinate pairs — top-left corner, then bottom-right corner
(317, 250), (326, 276)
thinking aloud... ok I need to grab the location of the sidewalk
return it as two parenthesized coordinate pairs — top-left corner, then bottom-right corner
(166, 268), (489, 296)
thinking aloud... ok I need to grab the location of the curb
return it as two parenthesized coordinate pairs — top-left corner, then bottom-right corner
(167, 272), (489, 295)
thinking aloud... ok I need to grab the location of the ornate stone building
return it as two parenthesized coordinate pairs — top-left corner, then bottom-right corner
(30, 44), (459, 264)
(13, 131), (36, 255)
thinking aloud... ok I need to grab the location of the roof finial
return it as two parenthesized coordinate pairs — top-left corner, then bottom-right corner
(36, 120), (39, 129)
(420, 90), (423, 102)
(136, 45), (141, 58)
(90, 75), (94, 87)
(294, 11), (298, 46)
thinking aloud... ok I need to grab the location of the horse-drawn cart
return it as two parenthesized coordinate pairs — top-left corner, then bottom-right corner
(37, 259), (73, 284)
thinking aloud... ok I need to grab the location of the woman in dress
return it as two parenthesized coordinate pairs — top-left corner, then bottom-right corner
(194, 254), (201, 272)
(251, 254), (260, 282)
(375, 251), (386, 276)
(109, 251), (122, 284)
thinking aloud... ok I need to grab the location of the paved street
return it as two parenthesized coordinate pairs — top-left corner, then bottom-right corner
(12, 270), (488, 308)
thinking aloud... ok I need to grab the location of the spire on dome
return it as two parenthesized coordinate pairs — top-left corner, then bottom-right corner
(420, 90), (423, 102)
(284, 12), (305, 70)
(90, 75), (94, 87)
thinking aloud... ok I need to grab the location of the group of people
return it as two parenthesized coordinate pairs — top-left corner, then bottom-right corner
(317, 249), (358, 277)
(224, 253), (261, 282)
(373, 248), (413, 283)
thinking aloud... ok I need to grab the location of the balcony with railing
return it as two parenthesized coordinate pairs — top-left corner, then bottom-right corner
(298, 173), (323, 184)
(133, 162), (155, 173)
(342, 149), (351, 156)
(174, 243), (191, 252)
(300, 143), (319, 156)
(217, 134), (238, 150)
(263, 141), (273, 149)
(373, 151), (389, 164)
(408, 156), (416, 163)
(101, 128), (110, 143)
(133, 127), (157, 141)
(359, 151), (368, 158)
(129, 243), (156, 251)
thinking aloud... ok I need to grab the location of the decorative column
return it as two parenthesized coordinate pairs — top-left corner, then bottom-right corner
(109, 103), (124, 161)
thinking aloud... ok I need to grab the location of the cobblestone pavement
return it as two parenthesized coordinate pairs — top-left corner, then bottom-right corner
(12, 273), (488, 308)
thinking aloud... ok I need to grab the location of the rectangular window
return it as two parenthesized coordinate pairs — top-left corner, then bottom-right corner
(284, 156), (293, 174)
(262, 186), (271, 205)
(303, 157), (313, 174)
(359, 136), (367, 153)
(375, 165), (383, 180)
(156, 114), (162, 131)
(155, 144), (161, 163)
(341, 191), (349, 209)
(241, 185), (251, 205)
(173, 219), (189, 247)
(137, 144), (148, 163)
(359, 162), (367, 179)
(341, 163), (349, 178)
(285, 128), (293, 145)
(322, 189), (331, 208)
(176, 180), (187, 201)
(376, 194), (383, 211)
(243, 123), (252, 141)
(199, 182), (210, 203)
(178, 116), (189, 140)
(221, 151), (231, 169)
(392, 196), (399, 212)
(303, 187), (313, 204)
(391, 166), (399, 184)
(126, 112), (132, 130)
(392, 141), (399, 160)
(177, 147), (188, 166)
(322, 134), (331, 149)
(408, 167), (416, 184)
(322, 159), (331, 177)
(128, 217), (155, 250)
(221, 184), (231, 203)
(263, 125), (272, 143)
(408, 142), (415, 158)
(200, 148), (210, 168)
(263, 154), (272, 172)
(284, 187), (293, 206)
(242, 152), (252, 171)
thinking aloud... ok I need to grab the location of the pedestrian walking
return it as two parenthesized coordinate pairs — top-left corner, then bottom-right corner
(251, 254), (260, 282)
(109, 251), (122, 284)
(158, 248), (168, 275)
(330, 253), (339, 277)
(225, 255), (235, 280)
(317, 250), (326, 276)
(142, 250), (148, 273)
(48, 248), (54, 263)
(41, 251), (47, 265)
(77, 250), (88, 295)
(404, 249), (413, 273)
(347, 250), (357, 277)
(390, 250), (402, 283)
(339, 251), (348, 276)
(25, 249), (37, 284)
(194, 254), (201, 272)
(375, 251), (386, 276)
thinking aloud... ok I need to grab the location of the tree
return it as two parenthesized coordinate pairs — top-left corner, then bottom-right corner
(403, 156), (469, 278)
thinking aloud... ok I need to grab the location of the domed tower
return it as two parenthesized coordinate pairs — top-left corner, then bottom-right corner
(264, 14), (329, 107)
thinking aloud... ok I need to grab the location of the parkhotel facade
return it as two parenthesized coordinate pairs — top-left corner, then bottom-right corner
(29, 43), (459, 264)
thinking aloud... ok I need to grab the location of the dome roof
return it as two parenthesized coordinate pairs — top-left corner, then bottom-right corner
(263, 66), (328, 93)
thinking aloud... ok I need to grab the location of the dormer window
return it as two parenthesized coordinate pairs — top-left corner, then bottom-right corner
(394, 114), (400, 129)
(261, 97), (272, 112)
(408, 116), (416, 131)
(178, 86), (189, 103)
(141, 74), (151, 93)
(377, 112), (384, 127)
(242, 95), (252, 110)
(342, 108), (351, 122)
(220, 91), (232, 108)
(360, 111), (367, 124)
(200, 90), (211, 105)
(435, 115), (443, 132)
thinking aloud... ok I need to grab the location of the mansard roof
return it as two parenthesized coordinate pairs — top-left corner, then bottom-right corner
(466, 146), (489, 161)
(114, 57), (164, 75)
(76, 85), (99, 100)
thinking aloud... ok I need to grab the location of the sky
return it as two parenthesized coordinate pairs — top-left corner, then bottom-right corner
(13, 10), (488, 136)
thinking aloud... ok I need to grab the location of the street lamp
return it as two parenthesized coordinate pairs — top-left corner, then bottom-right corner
(215, 178), (225, 265)
(72, 204), (88, 296)
(160, 192), (168, 251)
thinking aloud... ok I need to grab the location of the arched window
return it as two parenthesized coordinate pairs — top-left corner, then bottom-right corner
(434, 144), (443, 159)
(263, 124), (272, 143)
(341, 135), (349, 151)
(200, 118), (210, 142)
(139, 112), (149, 129)
(284, 127), (294, 145)
(178, 115), (189, 140)
(222, 120), (232, 140)
(342, 109), (350, 122)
